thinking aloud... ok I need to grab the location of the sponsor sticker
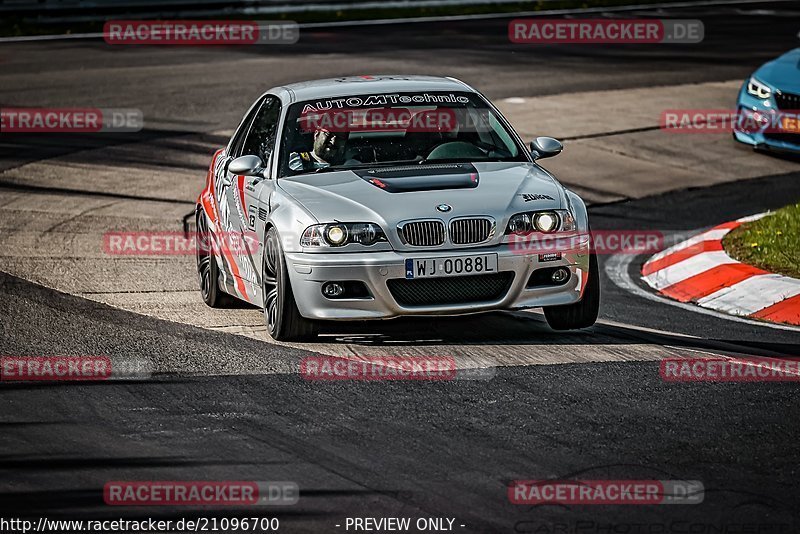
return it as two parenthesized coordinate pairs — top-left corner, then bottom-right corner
(538, 252), (561, 262)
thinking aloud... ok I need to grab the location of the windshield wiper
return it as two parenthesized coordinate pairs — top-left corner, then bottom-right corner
(312, 158), (423, 173)
(416, 157), (515, 165)
(313, 163), (372, 173)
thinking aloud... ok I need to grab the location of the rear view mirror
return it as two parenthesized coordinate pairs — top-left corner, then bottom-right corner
(530, 137), (563, 160)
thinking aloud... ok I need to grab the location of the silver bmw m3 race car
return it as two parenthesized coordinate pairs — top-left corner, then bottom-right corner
(196, 75), (598, 341)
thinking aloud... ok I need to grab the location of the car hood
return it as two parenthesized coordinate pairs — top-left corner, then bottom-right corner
(754, 48), (800, 93)
(277, 162), (564, 229)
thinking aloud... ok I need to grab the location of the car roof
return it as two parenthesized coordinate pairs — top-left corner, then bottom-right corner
(273, 75), (476, 103)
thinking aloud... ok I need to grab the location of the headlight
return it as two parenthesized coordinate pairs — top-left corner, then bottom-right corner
(301, 222), (387, 247)
(326, 225), (347, 245)
(507, 213), (532, 234)
(505, 210), (575, 235)
(747, 77), (772, 99)
(348, 223), (383, 245)
(533, 212), (557, 232)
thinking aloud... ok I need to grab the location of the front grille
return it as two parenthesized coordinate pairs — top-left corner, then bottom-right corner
(400, 220), (445, 246)
(450, 217), (493, 244)
(387, 272), (514, 306)
(775, 91), (800, 111)
(764, 133), (800, 145)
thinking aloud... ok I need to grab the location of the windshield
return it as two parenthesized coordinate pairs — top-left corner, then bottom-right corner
(278, 91), (526, 177)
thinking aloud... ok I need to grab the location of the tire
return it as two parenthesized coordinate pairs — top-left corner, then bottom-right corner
(262, 227), (319, 341)
(196, 210), (235, 308)
(544, 253), (600, 330)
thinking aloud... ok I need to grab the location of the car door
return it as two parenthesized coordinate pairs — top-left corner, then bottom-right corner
(207, 99), (262, 302)
(221, 95), (282, 296)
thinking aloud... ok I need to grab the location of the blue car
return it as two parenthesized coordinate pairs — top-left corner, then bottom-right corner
(734, 48), (800, 153)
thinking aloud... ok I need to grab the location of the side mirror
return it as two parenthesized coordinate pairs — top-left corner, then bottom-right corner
(530, 137), (563, 160)
(228, 155), (265, 177)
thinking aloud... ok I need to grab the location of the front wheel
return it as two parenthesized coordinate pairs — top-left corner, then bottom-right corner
(543, 253), (600, 330)
(262, 227), (319, 342)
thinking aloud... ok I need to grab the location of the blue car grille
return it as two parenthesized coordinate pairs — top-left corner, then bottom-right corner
(763, 133), (800, 145)
(774, 91), (800, 111)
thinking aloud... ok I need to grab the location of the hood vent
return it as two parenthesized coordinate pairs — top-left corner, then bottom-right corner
(354, 163), (479, 193)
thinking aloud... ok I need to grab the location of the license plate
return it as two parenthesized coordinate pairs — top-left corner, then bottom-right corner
(405, 254), (498, 279)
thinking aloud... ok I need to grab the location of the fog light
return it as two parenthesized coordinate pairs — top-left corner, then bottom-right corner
(551, 268), (570, 284)
(322, 282), (344, 297)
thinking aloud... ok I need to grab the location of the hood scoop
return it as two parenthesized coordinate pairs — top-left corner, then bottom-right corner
(353, 163), (479, 193)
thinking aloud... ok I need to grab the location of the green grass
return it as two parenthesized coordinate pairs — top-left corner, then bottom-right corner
(0, 0), (688, 38)
(723, 203), (800, 279)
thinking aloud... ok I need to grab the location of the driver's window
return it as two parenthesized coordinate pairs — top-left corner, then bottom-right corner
(241, 96), (281, 164)
(229, 98), (264, 157)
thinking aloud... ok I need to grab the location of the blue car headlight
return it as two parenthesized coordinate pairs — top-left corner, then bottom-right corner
(746, 77), (772, 100)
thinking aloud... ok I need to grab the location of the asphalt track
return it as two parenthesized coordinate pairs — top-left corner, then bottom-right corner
(2, 2), (800, 532)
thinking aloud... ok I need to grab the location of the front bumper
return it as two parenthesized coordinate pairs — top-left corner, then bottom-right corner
(734, 83), (800, 154)
(285, 238), (590, 320)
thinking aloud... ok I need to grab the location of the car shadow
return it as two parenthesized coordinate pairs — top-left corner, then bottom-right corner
(314, 310), (799, 357)
(753, 147), (800, 164)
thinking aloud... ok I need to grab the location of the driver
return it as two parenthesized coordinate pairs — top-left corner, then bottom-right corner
(289, 128), (349, 172)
